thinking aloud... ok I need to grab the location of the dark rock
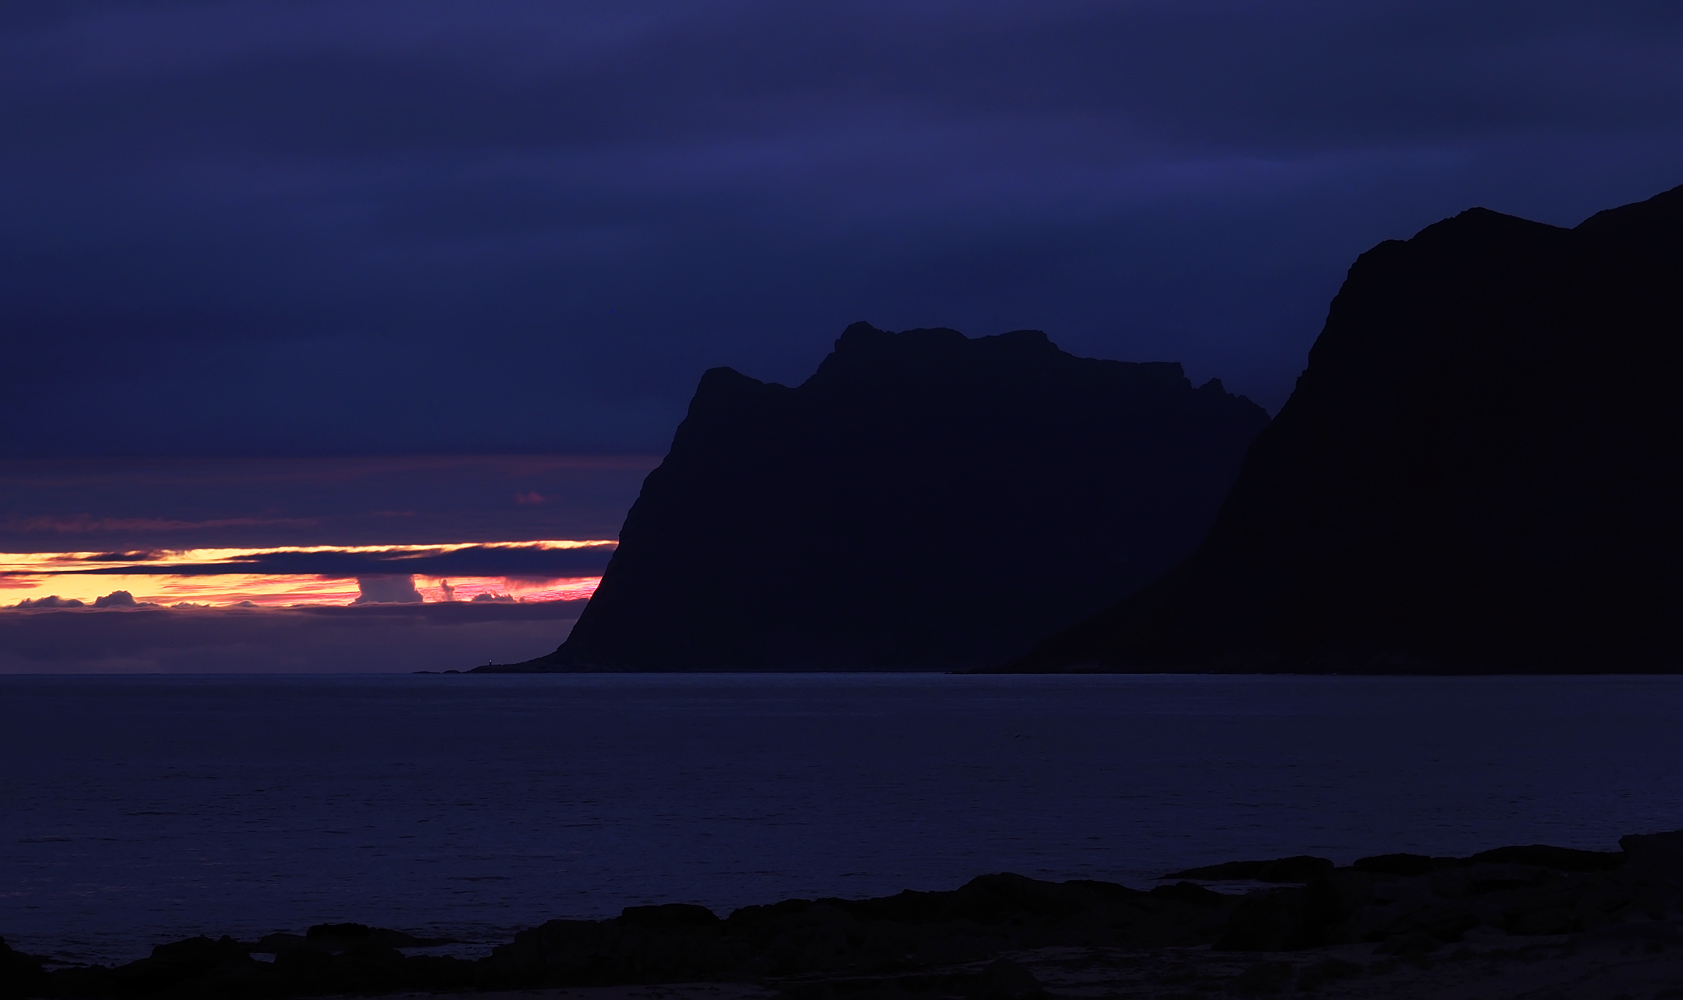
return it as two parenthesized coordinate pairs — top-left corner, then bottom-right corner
(481, 871), (1236, 989)
(1467, 845), (1625, 872)
(1230, 960), (1294, 994)
(778, 967), (1016, 1000)
(1214, 878), (1350, 951)
(1384, 900), (1481, 943)
(1463, 862), (1550, 893)
(0, 924), (478, 1000)
(304, 943), (405, 995)
(619, 903), (721, 928)
(1163, 855), (1335, 883)
(1324, 869), (1378, 911)
(0, 938), (49, 1000)
(485, 323), (1267, 671)
(1348, 844), (1624, 897)
(1620, 830), (1683, 888)
(1352, 854), (1458, 877)
(1506, 902), (1579, 936)
(967, 958), (1044, 1000)
(110, 936), (262, 996)
(1293, 956), (1364, 989)
(248, 933), (305, 955)
(272, 943), (333, 986)
(1578, 920), (1683, 946)
(1374, 931), (1443, 956)
(13, 829), (1683, 998)
(1214, 890), (1305, 951)
(396, 953), (479, 991)
(304, 922), (373, 940)
(1009, 182), (1683, 673)
(1148, 881), (1231, 905)
(261, 923), (446, 954)
(35, 936), (277, 1000)
(267, 934), (475, 996)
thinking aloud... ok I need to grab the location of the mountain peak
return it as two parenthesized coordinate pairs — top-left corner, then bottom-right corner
(1008, 182), (1683, 674)
(510, 324), (1268, 671)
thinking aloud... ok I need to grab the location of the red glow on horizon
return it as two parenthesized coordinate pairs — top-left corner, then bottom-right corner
(2, 574), (600, 608)
(417, 577), (599, 604)
(0, 541), (607, 608)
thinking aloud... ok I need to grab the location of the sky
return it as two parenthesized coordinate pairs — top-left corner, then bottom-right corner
(0, 455), (653, 670)
(4, 1), (1683, 669)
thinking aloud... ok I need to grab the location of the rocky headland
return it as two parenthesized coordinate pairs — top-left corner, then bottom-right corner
(1007, 182), (1683, 674)
(5, 830), (1681, 1000)
(483, 323), (1266, 671)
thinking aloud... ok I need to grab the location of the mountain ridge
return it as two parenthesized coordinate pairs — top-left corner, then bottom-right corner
(484, 323), (1268, 671)
(1000, 183), (1683, 674)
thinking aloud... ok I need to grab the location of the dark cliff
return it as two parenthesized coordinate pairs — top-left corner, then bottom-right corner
(1008, 183), (1683, 673)
(500, 324), (1267, 670)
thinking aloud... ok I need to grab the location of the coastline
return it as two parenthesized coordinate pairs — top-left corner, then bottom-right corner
(8, 671), (1683, 970)
(6, 830), (1680, 1000)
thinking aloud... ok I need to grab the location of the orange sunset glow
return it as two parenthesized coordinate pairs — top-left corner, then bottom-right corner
(0, 541), (610, 608)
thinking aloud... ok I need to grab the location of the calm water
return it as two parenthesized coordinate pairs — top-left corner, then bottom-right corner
(3, 673), (1682, 965)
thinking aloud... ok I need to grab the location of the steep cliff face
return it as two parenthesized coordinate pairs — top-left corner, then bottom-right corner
(514, 324), (1268, 670)
(1011, 184), (1683, 673)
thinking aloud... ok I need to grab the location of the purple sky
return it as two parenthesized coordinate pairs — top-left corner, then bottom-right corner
(5, 2), (1683, 669)
(0, 455), (655, 552)
(6, 1), (1683, 459)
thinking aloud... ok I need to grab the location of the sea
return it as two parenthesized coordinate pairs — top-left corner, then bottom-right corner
(4, 673), (1682, 966)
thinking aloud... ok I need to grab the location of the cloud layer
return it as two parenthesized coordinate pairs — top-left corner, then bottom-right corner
(351, 576), (424, 605)
(0, 456), (654, 552)
(4, 2), (1681, 457)
(5, 540), (613, 574)
(0, 601), (583, 673)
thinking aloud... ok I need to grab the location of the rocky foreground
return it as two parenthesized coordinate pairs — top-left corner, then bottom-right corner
(4, 831), (1681, 1000)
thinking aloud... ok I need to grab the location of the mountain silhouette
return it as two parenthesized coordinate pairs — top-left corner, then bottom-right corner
(487, 324), (1267, 670)
(1006, 183), (1683, 673)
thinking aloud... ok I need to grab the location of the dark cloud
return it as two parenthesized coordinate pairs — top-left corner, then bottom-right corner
(2, 2), (1682, 457)
(14, 595), (84, 609)
(351, 575), (424, 605)
(29, 542), (617, 578)
(0, 601), (584, 672)
(0, 456), (653, 551)
(90, 590), (139, 608)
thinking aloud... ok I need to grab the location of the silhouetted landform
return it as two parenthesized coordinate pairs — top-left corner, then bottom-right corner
(481, 323), (1268, 671)
(1007, 183), (1683, 674)
(1162, 855), (1335, 883)
(5, 830), (1681, 999)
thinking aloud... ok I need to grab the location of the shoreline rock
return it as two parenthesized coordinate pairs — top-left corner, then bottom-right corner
(5, 830), (1680, 999)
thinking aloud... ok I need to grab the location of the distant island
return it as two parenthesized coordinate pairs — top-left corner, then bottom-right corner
(480, 324), (1267, 671)
(1006, 182), (1683, 673)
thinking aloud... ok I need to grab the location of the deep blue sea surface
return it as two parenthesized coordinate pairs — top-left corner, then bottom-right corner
(3, 673), (1683, 965)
